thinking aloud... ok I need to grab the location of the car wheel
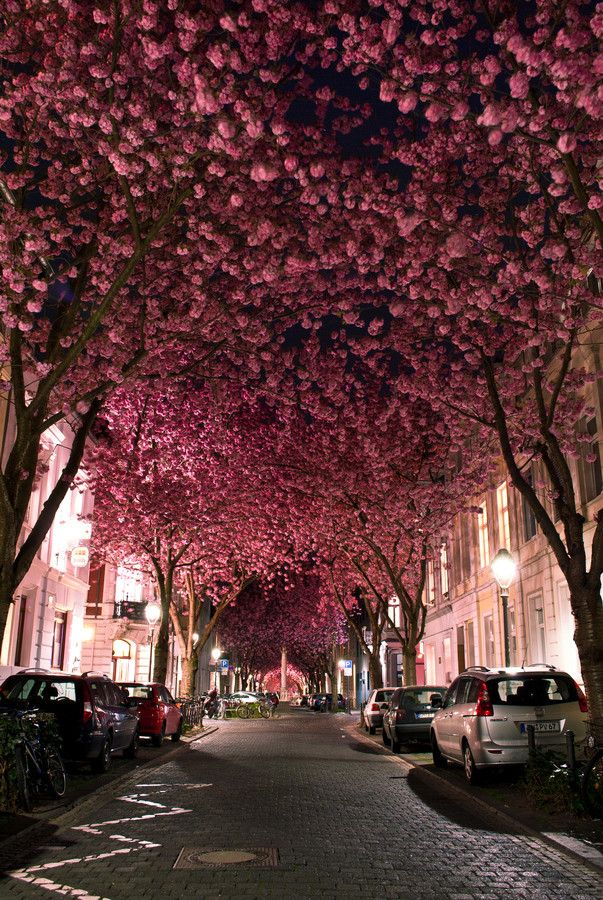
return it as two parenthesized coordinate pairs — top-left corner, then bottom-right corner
(390, 730), (401, 753)
(363, 718), (369, 732)
(93, 736), (112, 774)
(431, 733), (447, 768)
(171, 720), (182, 743)
(124, 728), (140, 759)
(152, 722), (166, 747)
(368, 722), (376, 735)
(382, 724), (389, 746)
(463, 741), (480, 784)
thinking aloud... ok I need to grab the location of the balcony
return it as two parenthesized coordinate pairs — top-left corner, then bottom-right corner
(113, 598), (148, 622)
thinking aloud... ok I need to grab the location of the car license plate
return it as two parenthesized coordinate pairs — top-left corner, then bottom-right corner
(415, 713), (433, 720)
(520, 721), (560, 733)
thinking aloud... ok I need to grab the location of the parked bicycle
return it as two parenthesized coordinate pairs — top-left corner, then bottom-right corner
(237, 700), (272, 719)
(5, 708), (67, 812)
(581, 719), (603, 818)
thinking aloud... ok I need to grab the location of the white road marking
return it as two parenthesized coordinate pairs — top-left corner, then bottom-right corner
(8, 785), (196, 898)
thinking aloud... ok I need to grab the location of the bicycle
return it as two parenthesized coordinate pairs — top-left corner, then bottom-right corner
(6, 709), (67, 812)
(237, 701), (271, 719)
(581, 719), (603, 818)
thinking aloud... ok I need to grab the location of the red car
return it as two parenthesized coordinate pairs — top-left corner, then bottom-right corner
(118, 682), (183, 747)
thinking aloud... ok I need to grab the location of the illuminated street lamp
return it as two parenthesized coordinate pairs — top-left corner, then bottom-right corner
(491, 549), (517, 667)
(145, 601), (161, 681)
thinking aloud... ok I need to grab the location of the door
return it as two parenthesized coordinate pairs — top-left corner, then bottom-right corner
(160, 686), (178, 733)
(434, 678), (459, 755)
(106, 683), (132, 749)
(448, 677), (472, 761)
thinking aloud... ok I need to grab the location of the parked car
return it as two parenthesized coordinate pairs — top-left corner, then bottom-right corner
(362, 688), (397, 734)
(430, 665), (588, 784)
(309, 692), (346, 711)
(228, 691), (263, 704)
(382, 685), (447, 751)
(118, 682), (183, 746)
(290, 694), (308, 707)
(0, 669), (140, 773)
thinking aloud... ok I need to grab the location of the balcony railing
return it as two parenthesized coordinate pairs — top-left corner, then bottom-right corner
(113, 599), (148, 622)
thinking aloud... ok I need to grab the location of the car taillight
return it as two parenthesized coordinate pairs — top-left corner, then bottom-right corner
(370, 703), (380, 711)
(574, 682), (588, 713)
(81, 682), (93, 724)
(475, 682), (493, 717)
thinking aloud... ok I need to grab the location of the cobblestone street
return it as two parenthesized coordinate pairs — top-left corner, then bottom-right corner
(2, 711), (602, 900)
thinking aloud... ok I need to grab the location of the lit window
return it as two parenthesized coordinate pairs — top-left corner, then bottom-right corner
(496, 482), (511, 550)
(388, 596), (401, 628)
(440, 544), (449, 596)
(477, 499), (489, 569)
(483, 614), (495, 667)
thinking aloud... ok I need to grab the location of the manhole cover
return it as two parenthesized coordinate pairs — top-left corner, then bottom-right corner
(173, 847), (279, 869)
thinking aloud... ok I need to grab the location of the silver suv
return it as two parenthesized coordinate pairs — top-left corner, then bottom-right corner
(430, 665), (588, 783)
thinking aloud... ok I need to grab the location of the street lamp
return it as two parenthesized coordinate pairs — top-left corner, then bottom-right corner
(145, 601), (161, 681)
(491, 549), (517, 667)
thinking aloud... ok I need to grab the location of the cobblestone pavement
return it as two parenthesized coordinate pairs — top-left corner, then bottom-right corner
(2, 711), (603, 900)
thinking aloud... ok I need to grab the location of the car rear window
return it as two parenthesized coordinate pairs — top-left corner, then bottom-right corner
(1, 677), (78, 705)
(401, 688), (446, 708)
(489, 675), (578, 706)
(374, 690), (395, 703)
(122, 685), (153, 700)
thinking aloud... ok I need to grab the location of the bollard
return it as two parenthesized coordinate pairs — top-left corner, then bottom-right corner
(527, 723), (536, 756)
(566, 730), (576, 772)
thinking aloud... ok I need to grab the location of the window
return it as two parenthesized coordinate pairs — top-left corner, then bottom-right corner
(51, 611), (67, 670)
(456, 625), (465, 673)
(489, 675), (577, 706)
(115, 566), (143, 605)
(439, 544), (449, 596)
(508, 605), (517, 665)
(477, 499), (490, 569)
(583, 417), (602, 503)
(456, 677), (472, 705)
(388, 596), (401, 628)
(465, 621), (475, 668)
(427, 561), (436, 606)
(13, 595), (28, 667)
(523, 470), (537, 541)
(443, 678), (459, 709)
(483, 614), (495, 667)
(86, 565), (105, 618)
(460, 514), (472, 579)
(496, 482), (511, 550)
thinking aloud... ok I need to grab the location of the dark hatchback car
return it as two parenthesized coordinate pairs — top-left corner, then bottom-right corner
(310, 692), (346, 711)
(382, 685), (447, 753)
(0, 670), (140, 772)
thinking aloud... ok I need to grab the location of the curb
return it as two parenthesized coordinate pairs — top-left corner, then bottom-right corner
(0, 724), (220, 847)
(348, 722), (603, 875)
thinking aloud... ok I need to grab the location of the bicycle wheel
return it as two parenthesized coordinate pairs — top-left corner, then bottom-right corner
(238, 704), (250, 719)
(15, 744), (32, 813)
(45, 750), (67, 799)
(582, 750), (603, 818)
(258, 703), (270, 719)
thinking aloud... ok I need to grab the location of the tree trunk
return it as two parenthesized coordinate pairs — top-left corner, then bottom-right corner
(369, 654), (383, 690)
(403, 647), (417, 687)
(571, 583), (603, 724)
(179, 654), (198, 699)
(153, 569), (173, 684)
(331, 644), (339, 712)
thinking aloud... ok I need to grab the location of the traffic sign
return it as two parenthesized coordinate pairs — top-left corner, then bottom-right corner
(343, 659), (353, 675)
(219, 658), (229, 672)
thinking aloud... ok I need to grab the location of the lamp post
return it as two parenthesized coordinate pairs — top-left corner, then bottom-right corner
(491, 549), (517, 667)
(145, 601), (161, 682)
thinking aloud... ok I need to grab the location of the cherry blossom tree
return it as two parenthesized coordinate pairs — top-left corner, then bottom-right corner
(90, 384), (303, 685)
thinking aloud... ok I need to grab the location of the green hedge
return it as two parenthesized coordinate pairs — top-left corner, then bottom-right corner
(0, 712), (61, 812)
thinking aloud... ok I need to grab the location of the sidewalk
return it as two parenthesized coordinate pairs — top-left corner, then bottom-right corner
(350, 716), (603, 873)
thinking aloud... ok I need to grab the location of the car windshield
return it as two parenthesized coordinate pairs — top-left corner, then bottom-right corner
(401, 688), (446, 709)
(1, 677), (78, 705)
(121, 685), (153, 700)
(489, 675), (578, 706)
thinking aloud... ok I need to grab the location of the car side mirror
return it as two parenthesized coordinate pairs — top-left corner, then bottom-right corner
(430, 695), (443, 709)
